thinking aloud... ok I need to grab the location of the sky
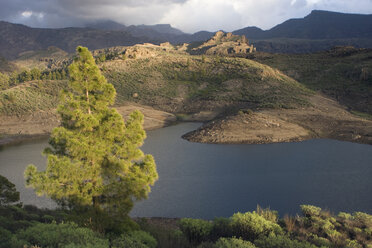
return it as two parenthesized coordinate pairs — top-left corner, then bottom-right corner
(0, 0), (371, 33)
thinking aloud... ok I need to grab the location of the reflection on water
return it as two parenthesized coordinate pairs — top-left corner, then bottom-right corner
(0, 122), (371, 218)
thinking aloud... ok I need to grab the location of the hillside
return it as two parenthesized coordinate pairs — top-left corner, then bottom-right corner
(0, 56), (17, 73)
(0, 43), (313, 143)
(0, 41), (371, 145)
(252, 46), (372, 114)
(0, 42), (309, 115)
(183, 94), (372, 145)
(14, 46), (69, 70)
(100, 44), (311, 114)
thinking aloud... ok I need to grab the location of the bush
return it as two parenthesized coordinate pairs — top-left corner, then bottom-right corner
(353, 212), (372, 227)
(137, 218), (190, 248)
(230, 212), (283, 241)
(214, 237), (256, 248)
(300, 205), (322, 217)
(111, 231), (157, 248)
(13, 222), (109, 248)
(0, 227), (12, 248)
(256, 206), (278, 223)
(180, 218), (213, 244)
(0, 174), (20, 206)
(254, 234), (321, 248)
(210, 217), (232, 241)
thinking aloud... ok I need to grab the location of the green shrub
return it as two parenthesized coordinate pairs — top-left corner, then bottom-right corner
(300, 205), (322, 217)
(41, 215), (55, 223)
(254, 234), (321, 248)
(230, 212), (283, 241)
(137, 218), (190, 248)
(0, 72), (9, 90)
(308, 234), (331, 247)
(0, 227), (12, 248)
(345, 239), (363, 248)
(353, 212), (372, 227)
(180, 218), (213, 244)
(0, 175), (20, 206)
(197, 242), (216, 248)
(13, 222), (109, 248)
(256, 206), (278, 223)
(338, 212), (352, 220)
(111, 231), (157, 248)
(210, 217), (232, 241)
(214, 237), (256, 248)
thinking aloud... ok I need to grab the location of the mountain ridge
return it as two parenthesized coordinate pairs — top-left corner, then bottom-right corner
(1, 10), (372, 58)
(234, 10), (372, 39)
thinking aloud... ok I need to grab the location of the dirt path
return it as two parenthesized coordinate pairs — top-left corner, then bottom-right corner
(0, 104), (176, 146)
(183, 94), (372, 145)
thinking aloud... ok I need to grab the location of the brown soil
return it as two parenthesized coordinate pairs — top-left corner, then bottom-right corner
(183, 93), (372, 145)
(264, 94), (372, 144)
(183, 112), (310, 144)
(0, 104), (176, 146)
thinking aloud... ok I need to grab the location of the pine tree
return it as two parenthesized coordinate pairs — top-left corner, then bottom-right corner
(61, 69), (67, 79)
(25, 46), (158, 231)
(0, 72), (9, 90)
(0, 174), (20, 206)
(55, 71), (62, 80)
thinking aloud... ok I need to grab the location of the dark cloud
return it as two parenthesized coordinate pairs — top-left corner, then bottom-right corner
(0, 0), (371, 32)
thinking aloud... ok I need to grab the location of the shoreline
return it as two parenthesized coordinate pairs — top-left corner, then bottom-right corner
(0, 134), (50, 147)
(1, 94), (371, 147)
(183, 94), (372, 146)
(0, 104), (178, 147)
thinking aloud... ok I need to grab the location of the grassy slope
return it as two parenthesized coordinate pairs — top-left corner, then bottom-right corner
(0, 49), (311, 116)
(103, 51), (312, 113)
(0, 80), (67, 115)
(0, 49), (312, 117)
(13, 47), (69, 70)
(253, 48), (372, 114)
(0, 56), (18, 74)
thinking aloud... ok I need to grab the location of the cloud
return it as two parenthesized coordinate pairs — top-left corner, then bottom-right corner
(0, 0), (371, 33)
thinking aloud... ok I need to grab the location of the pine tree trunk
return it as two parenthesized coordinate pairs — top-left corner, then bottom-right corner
(86, 88), (91, 114)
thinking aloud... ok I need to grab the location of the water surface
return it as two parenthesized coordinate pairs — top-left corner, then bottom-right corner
(0, 122), (371, 218)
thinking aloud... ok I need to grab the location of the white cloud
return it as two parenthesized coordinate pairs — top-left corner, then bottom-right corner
(20, 10), (44, 20)
(21, 11), (32, 18)
(160, 0), (243, 32)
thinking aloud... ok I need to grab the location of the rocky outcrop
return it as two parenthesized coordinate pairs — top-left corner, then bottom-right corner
(191, 31), (256, 55)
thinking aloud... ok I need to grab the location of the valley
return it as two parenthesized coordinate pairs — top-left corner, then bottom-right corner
(0, 8), (372, 247)
(0, 32), (371, 146)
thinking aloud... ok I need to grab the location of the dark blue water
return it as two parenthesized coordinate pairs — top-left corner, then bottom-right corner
(0, 122), (371, 218)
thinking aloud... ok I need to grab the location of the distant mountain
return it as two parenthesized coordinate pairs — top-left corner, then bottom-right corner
(86, 21), (210, 44)
(87, 21), (184, 35)
(86, 20), (127, 31)
(232, 26), (265, 39)
(234, 10), (372, 39)
(0, 21), (154, 59)
(1, 10), (372, 58)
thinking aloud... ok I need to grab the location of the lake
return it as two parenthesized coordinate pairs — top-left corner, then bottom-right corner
(0, 122), (371, 219)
